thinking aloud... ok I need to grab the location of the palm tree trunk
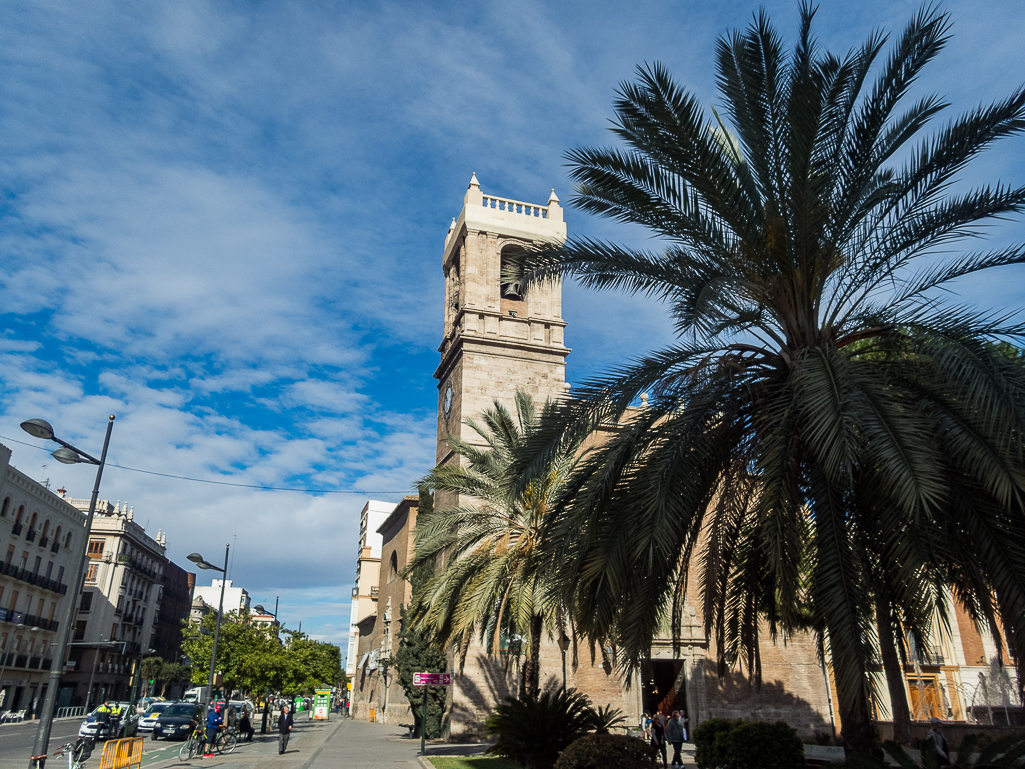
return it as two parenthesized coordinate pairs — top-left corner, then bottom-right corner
(875, 594), (911, 745)
(521, 614), (543, 697)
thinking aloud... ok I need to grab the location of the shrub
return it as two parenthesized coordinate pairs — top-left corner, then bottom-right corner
(716, 721), (803, 769)
(693, 718), (738, 769)
(554, 733), (658, 769)
(587, 705), (627, 734)
(486, 688), (595, 769)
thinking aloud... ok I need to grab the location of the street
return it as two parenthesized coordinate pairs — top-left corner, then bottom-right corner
(0, 719), (82, 769)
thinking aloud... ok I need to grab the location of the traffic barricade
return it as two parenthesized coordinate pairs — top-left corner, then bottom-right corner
(98, 737), (144, 769)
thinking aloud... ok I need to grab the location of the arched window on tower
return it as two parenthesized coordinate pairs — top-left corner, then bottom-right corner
(388, 551), (398, 584)
(0, 497), (9, 517)
(500, 245), (527, 317)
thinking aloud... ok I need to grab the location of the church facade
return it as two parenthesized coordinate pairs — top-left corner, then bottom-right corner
(347, 175), (1022, 741)
(430, 176), (835, 740)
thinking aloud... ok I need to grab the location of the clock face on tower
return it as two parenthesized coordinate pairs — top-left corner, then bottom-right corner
(444, 384), (453, 419)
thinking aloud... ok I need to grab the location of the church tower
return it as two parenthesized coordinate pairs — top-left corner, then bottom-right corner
(435, 174), (569, 464)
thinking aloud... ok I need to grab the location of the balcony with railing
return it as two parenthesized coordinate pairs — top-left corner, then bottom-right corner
(25, 528), (36, 542)
(0, 561), (68, 595)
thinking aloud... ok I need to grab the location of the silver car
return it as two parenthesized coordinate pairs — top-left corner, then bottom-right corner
(78, 703), (139, 740)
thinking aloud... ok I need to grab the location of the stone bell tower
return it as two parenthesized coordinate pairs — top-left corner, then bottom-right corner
(435, 173), (569, 464)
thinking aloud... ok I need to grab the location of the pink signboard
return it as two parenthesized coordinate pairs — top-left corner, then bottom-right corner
(413, 672), (452, 686)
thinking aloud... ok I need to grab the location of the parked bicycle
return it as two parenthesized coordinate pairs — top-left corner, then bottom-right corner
(52, 738), (94, 769)
(178, 725), (236, 761)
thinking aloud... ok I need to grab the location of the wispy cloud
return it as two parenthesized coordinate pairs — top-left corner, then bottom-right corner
(1, 0), (1022, 649)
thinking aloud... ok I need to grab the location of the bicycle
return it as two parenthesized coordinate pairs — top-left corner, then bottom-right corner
(52, 738), (94, 769)
(178, 725), (236, 760)
(178, 725), (204, 762)
(213, 728), (237, 755)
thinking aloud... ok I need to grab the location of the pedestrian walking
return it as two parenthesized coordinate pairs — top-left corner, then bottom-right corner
(650, 712), (668, 768)
(927, 717), (951, 766)
(640, 711), (651, 741)
(278, 703), (294, 755)
(667, 710), (684, 767)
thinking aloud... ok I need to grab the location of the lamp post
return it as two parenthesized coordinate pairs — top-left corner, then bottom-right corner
(121, 647), (154, 738)
(23, 415), (114, 769)
(558, 633), (571, 693)
(187, 546), (230, 705)
(252, 601), (279, 735)
(65, 640), (124, 714)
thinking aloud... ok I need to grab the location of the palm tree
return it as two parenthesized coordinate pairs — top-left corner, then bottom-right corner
(509, 5), (1025, 755)
(407, 391), (581, 696)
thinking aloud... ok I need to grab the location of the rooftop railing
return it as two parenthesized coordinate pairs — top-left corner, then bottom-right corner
(481, 194), (548, 219)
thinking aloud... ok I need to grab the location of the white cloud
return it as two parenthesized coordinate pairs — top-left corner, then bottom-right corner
(0, 0), (1022, 649)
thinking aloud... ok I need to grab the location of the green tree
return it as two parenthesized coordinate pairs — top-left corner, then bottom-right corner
(408, 391), (582, 696)
(181, 611), (287, 696)
(278, 630), (343, 695)
(140, 656), (164, 696)
(157, 662), (191, 697)
(395, 514), (448, 739)
(510, 5), (1025, 756)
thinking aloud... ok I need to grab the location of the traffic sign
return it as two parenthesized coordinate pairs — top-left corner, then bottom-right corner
(413, 672), (452, 686)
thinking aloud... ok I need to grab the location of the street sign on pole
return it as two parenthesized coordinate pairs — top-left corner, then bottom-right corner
(413, 672), (452, 756)
(412, 673), (451, 686)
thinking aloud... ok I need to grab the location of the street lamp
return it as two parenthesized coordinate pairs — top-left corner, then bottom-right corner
(23, 415), (114, 769)
(252, 600), (279, 734)
(122, 647), (155, 738)
(558, 633), (571, 693)
(187, 546), (230, 705)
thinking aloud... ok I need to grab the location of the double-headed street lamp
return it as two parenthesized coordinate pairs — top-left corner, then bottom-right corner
(252, 600), (279, 735)
(22, 415), (114, 769)
(187, 546), (230, 704)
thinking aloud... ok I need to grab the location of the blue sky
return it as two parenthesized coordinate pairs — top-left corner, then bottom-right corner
(0, 0), (1022, 657)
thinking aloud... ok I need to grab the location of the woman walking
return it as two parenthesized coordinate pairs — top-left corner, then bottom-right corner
(650, 712), (668, 767)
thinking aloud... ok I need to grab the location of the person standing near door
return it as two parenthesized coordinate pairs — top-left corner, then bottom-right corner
(278, 704), (294, 755)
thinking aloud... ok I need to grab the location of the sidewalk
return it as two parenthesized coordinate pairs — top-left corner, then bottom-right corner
(141, 716), (433, 769)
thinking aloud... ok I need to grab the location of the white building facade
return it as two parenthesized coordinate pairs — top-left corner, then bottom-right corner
(345, 500), (391, 682)
(61, 499), (166, 707)
(0, 444), (84, 718)
(191, 579), (250, 619)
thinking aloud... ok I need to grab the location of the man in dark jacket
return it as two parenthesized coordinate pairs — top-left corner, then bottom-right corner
(277, 704), (294, 754)
(667, 711), (684, 767)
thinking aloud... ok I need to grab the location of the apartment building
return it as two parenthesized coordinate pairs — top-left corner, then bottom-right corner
(0, 444), (82, 719)
(61, 499), (165, 707)
(345, 500), (391, 681)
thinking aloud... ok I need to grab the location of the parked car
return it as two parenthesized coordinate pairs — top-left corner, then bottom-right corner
(152, 703), (205, 741)
(78, 703), (139, 740)
(137, 701), (174, 734)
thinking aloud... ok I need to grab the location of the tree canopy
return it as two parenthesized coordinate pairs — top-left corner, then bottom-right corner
(181, 612), (343, 697)
(509, 3), (1025, 755)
